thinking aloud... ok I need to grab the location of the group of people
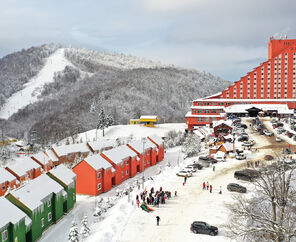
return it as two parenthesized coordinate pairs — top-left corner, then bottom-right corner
(202, 181), (221, 194)
(136, 186), (175, 209)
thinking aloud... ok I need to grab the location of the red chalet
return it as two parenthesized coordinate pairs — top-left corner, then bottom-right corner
(186, 37), (296, 129)
(148, 135), (165, 162)
(51, 143), (91, 165)
(87, 140), (116, 154)
(5, 157), (42, 184)
(31, 151), (53, 172)
(127, 138), (157, 171)
(0, 168), (18, 196)
(101, 145), (138, 186)
(73, 154), (114, 196)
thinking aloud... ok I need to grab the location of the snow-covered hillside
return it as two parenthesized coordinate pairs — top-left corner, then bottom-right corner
(0, 49), (73, 119)
(65, 48), (172, 71)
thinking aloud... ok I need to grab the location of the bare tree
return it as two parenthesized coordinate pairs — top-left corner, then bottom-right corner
(225, 159), (296, 242)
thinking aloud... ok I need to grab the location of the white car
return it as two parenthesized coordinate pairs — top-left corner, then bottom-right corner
(184, 166), (197, 173)
(176, 170), (192, 177)
(264, 130), (273, 136)
(235, 153), (246, 160)
(215, 156), (226, 162)
(276, 137), (282, 142)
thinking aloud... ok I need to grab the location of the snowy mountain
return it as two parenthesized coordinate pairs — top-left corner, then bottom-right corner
(0, 45), (231, 143)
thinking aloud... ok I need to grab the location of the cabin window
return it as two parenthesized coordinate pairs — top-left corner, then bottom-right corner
(47, 200), (51, 207)
(41, 218), (45, 227)
(97, 172), (101, 179)
(122, 172), (124, 178)
(48, 212), (52, 222)
(97, 183), (101, 190)
(126, 170), (129, 175)
(126, 160), (128, 165)
(2, 185), (5, 191)
(2, 230), (7, 241)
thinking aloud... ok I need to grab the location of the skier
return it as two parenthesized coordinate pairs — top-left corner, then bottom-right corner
(136, 199), (140, 208)
(219, 186), (222, 194)
(210, 185), (212, 193)
(156, 216), (160, 226)
(175, 191), (177, 196)
(203, 182), (206, 190)
(206, 181), (209, 190)
(213, 166), (215, 171)
(184, 176), (187, 184)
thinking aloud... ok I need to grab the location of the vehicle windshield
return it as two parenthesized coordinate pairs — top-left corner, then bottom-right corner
(205, 223), (211, 229)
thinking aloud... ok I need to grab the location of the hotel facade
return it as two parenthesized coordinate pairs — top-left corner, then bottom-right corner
(186, 37), (296, 130)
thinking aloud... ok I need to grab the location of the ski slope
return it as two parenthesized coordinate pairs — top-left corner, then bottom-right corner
(0, 48), (74, 119)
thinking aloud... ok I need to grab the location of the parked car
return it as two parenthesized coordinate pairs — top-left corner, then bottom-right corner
(238, 135), (248, 142)
(184, 166), (197, 173)
(264, 155), (274, 160)
(227, 183), (247, 193)
(234, 169), (260, 181)
(198, 156), (218, 163)
(176, 170), (192, 177)
(263, 130), (273, 136)
(235, 153), (246, 160)
(276, 137), (282, 142)
(190, 163), (203, 170)
(190, 221), (218, 236)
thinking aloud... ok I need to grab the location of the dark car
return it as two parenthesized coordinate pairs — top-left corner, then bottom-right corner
(234, 169), (260, 181)
(238, 135), (248, 142)
(190, 163), (203, 170)
(227, 183), (247, 193)
(190, 221), (218, 236)
(198, 156), (217, 163)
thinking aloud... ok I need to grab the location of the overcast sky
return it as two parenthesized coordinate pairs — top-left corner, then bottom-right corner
(0, 0), (295, 81)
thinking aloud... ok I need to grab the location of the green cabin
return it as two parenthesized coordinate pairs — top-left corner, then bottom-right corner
(0, 197), (31, 242)
(47, 164), (77, 213)
(6, 174), (65, 242)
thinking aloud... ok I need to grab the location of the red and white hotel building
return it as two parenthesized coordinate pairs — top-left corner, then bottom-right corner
(186, 37), (296, 130)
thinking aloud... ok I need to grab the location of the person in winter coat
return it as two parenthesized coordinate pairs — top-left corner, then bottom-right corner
(210, 185), (213, 193)
(184, 176), (187, 184)
(136, 199), (140, 208)
(207, 182), (209, 190)
(156, 216), (160, 226)
(203, 182), (206, 190)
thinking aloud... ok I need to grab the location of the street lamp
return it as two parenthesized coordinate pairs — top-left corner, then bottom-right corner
(142, 137), (146, 189)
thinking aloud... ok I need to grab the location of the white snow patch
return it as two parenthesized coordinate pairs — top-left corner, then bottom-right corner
(0, 48), (74, 119)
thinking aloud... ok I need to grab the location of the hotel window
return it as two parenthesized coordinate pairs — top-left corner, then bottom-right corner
(198, 110), (202, 113)
(205, 118), (210, 122)
(205, 110), (209, 113)
(198, 118), (203, 122)
(212, 110), (217, 114)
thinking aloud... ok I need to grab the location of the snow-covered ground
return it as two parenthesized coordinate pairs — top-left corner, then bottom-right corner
(62, 123), (187, 145)
(41, 120), (271, 242)
(0, 49), (74, 119)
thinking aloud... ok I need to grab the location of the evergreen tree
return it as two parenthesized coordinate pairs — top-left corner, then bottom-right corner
(68, 221), (79, 242)
(80, 216), (90, 238)
(97, 109), (114, 137)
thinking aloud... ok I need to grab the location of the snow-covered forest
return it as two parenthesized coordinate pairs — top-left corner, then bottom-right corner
(0, 45), (231, 143)
(0, 44), (60, 107)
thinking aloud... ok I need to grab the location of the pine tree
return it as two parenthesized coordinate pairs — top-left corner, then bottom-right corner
(97, 109), (114, 137)
(80, 216), (90, 238)
(68, 221), (79, 242)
